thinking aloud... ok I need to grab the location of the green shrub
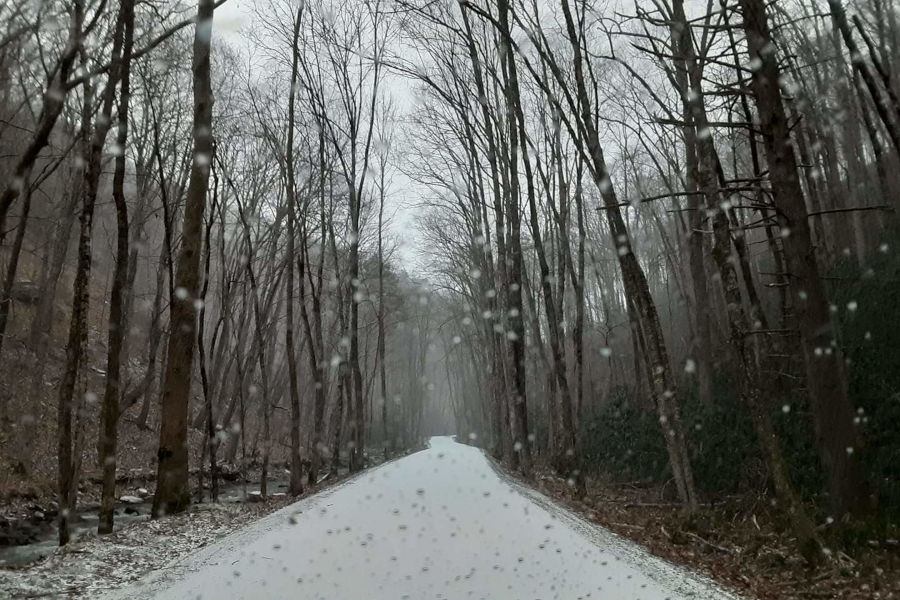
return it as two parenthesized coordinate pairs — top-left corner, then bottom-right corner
(579, 369), (823, 498)
(828, 228), (900, 518)
(579, 228), (900, 520)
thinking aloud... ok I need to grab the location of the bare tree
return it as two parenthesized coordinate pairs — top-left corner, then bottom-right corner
(153, 0), (216, 518)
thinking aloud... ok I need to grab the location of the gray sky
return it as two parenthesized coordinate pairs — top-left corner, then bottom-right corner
(212, 0), (424, 271)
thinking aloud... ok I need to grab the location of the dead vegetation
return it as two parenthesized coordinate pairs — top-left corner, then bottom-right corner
(535, 471), (900, 600)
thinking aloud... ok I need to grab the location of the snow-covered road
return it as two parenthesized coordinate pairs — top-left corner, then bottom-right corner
(109, 436), (739, 600)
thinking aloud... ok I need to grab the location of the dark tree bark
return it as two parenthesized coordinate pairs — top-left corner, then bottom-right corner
(348, 191), (364, 472)
(329, 216), (349, 477)
(549, 0), (699, 510)
(302, 144), (327, 486)
(459, 2), (514, 462)
(377, 150), (389, 461)
(98, 0), (135, 535)
(59, 2), (128, 545)
(497, 0), (532, 476)
(197, 167), (220, 503)
(739, 0), (873, 518)
(284, 5), (304, 496)
(153, 0), (215, 518)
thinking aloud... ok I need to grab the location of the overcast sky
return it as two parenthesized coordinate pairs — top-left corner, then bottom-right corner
(211, 0), (424, 272)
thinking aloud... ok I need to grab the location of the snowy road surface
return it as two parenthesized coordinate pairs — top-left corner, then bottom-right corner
(108, 436), (739, 600)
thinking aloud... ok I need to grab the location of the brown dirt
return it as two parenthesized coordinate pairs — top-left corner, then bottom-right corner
(526, 468), (899, 600)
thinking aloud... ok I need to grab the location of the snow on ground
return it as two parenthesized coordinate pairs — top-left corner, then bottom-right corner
(102, 436), (741, 600)
(0, 498), (293, 599)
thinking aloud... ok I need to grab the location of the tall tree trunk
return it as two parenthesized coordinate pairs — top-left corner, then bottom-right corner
(284, 5), (304, 496)
(197, 168), (220, 503)
(555, 0), (699, 510)
(59, 4), (128, 544)
(304, 133), (329, 486)
(153, 0), (215, 518)
(329, 216), (349, 476)
(740, 0), (873, 518)
(348, 189), (363, 472)
(498, 0), (532, 476)
(571, 162), (586, 445)
(670, 40), (714, 407)
(98, 0), (135, 535)
(331, 368), (347, 477)
(521, 106), (574, 481)
(377, 156), (389, 461)
(56, 124), (92, 548)
(666, 3), (822, 552)
(460, 3), (513, 462)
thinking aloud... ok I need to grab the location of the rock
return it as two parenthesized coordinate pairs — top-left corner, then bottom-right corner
(119, 495), (144, 504)
(0, 519), (42, 546)
(136, 488), (150, 498)
(10, 280), (40, 304)
(220, 470), (241, 482)
(124, 506), (140, 516)
(247, 491), (264, 503)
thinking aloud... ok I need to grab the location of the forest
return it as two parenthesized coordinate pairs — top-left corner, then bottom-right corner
(1, 0), (899, 597)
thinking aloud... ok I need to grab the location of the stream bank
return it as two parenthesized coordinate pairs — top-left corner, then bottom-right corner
(0, 471), (292, 567)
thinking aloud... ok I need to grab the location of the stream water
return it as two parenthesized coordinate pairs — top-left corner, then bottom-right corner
(0, 477), (291, 568)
